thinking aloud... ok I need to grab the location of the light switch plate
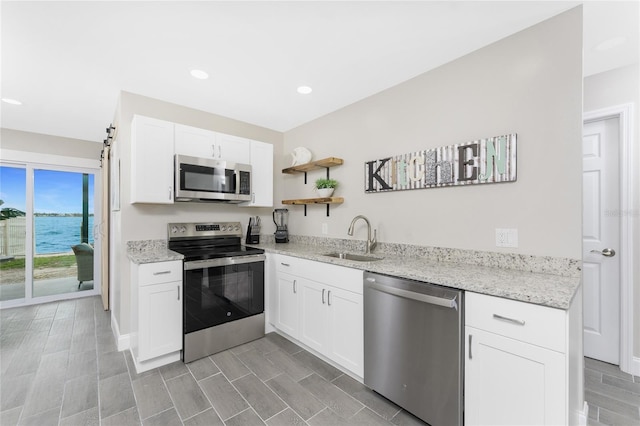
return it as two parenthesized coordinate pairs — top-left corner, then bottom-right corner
(496, 228), (518, 247)
(321, 223), (328, 235)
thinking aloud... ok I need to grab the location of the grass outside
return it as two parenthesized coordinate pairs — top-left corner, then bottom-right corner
(0, 254), (76, 270)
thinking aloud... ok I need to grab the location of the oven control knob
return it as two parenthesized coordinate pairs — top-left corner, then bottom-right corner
(180, 226), (187, 233)
(235, 226), (240, 231)
(171, 226), (178, 234)
(221, 225), (226, 231)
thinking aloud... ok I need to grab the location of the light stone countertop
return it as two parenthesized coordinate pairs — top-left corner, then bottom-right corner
(251, 242), (581, 310)
(126, 240), (184, 264)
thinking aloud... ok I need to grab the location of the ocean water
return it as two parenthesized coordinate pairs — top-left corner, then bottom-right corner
(35, 216), (95, 254)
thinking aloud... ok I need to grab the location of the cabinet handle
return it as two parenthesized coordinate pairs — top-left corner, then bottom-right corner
(177, 285), (180, 301)
(493, 314), (526, 326)
(293, 279), (297, 294)
(252, 193), (255, 203)
(212, 144), (216, 157)
(322, 288), (325, 304)
(169, 187), (172, 201)
(468, 334), (473, 360)
(153, 271), (171, 275)
(281, 263), (290, 267)
(218, 145), (222, 158)
(327, 290), (331, 306)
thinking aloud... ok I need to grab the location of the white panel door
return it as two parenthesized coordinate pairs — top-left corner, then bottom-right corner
(174, 124), (217, 158)
(582, 117), (620, 364)
(275, 271), (299, 338)
(299, 279), (328, 354)
(465, 327), (565, 425)
(138, 281), (183, 361)
(326, 287), (363, 377)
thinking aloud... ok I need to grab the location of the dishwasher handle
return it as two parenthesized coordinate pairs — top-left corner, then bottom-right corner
(366, 278), (458, 310)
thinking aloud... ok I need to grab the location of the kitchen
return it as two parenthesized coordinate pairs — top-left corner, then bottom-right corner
(1, 2), (638, 426)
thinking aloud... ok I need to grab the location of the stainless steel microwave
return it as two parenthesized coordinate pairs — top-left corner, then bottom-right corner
(175, 154), (252, 203)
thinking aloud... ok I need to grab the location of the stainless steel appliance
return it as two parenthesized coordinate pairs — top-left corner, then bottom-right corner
(174, 154), (252, 203)
(363, 271), (464, 426)
(273, 209), (289, 243)
(168, 222), (265, 363)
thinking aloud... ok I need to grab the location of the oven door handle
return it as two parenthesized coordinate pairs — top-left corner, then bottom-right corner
(184, 254), (266, 270)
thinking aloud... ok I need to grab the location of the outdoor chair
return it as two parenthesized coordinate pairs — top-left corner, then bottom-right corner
(71, 243), (94, 288)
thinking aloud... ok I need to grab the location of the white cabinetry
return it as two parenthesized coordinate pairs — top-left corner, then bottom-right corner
(215, 132), (251, 164)
(174, 124), (217, 158)
(465, 290), (583, 425)
(131, 115), (175, 204)
(130, 260), (183, 373)
(241, 140), (273, 207)
(271, 254), (363, 377)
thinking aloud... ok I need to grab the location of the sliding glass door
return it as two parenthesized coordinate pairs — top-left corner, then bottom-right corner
(0, 163), (100, 306)
(0, 165), (27, 301)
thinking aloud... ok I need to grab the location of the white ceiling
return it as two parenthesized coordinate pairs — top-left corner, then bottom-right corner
(1, 1), (638, 144)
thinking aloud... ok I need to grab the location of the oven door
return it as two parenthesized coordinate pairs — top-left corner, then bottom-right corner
(183, 254), (265, 334)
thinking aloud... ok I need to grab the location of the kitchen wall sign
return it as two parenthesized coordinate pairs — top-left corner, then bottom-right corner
(364, 133), (516, 192)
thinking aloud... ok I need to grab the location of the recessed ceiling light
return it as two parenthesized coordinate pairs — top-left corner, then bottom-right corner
(595, 36), (627, 51)
(297, 86), (313, 95)
(190, 69), (209, 80)
(1, 98), (22, 105)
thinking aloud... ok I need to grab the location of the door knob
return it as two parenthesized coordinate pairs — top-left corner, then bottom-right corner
(590, 248), (616, 257)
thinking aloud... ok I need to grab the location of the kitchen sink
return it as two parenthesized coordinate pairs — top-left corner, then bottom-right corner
(323, 252), (383, 262)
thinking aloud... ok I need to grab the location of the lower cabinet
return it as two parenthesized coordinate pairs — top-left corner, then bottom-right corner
(130, 260), (183, 373)
(271, 254), (363, 377)
(464, 290), (584, 425)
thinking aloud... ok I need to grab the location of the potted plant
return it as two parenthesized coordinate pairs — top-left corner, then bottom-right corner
(314, 178), (338, 198)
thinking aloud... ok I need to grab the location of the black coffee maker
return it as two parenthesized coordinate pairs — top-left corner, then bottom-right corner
(273, 209), (289, 243)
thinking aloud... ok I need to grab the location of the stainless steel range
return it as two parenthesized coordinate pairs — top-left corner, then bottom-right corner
(168, 222), (265, 363)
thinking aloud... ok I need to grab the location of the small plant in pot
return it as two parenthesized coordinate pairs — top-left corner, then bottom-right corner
(314, 178), (338, 198)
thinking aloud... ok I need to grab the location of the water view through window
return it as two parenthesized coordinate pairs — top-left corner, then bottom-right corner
(0, 166), (96, 302)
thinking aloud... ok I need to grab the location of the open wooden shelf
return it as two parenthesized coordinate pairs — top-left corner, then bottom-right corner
(282, 197), (344, 205)
(282, 197), (344, 217)
(282, 157), (344, 174)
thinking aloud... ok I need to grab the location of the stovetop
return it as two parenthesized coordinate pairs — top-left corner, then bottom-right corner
(167, 221), (264, 262)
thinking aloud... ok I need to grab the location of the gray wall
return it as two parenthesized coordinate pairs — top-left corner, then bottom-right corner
(1, 128), (102, 160)
(584, 63), (640, 357)
(282, 7), (583, 260)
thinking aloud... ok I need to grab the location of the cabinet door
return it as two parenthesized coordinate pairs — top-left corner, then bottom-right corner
(215, 132), (251, 164)
(275, 271), (299, 339)
(240, 140), (273, 207)
(131, 116), (174, 204)
(174, 124), (217, 158)
(327, 287), (363, 377)
(299, 279), (329, 354)
(465, 326), (565, 425)
(138, 281), (183, 361)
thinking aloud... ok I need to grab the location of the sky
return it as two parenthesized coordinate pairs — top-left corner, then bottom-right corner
(0, 166), (95, 214)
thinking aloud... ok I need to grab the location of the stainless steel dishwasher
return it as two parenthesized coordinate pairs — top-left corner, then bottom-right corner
(364, 271), (464, 426)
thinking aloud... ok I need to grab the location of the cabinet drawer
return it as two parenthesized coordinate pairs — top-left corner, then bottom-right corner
(465, 292), (566, 353)
(275, 254), (363, 294)
(138, 261), (182, 286)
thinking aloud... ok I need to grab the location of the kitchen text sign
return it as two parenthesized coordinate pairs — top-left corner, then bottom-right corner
(365, 134), (517, 192)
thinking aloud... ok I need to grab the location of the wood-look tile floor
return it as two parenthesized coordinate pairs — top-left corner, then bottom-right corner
(1, 296), (638, 426)
(0, 296), (424, 426)
(585, 357), (640, 425)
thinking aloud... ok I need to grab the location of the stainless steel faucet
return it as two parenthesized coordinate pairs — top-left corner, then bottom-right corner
(347, 215), (377, 254)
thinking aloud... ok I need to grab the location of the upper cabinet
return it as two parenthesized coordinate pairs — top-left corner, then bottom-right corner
(131, 115), (175, 204)
(174, 124), (216, 158)
(131, 115), (273, 206)
(174, 125), (250, 164)
(240, 140), (273, 208)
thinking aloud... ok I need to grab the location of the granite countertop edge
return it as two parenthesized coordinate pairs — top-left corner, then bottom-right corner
(252, 242), (581, 311)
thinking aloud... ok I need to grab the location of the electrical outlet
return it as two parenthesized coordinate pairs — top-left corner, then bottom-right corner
(496, 228), (518, 247)
(321, 223), (328, 235)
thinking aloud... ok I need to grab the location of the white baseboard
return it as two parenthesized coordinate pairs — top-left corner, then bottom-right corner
(111, 312), (130, 352)
(630, 356), (640, 377)
(577, 402), (589, 426)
